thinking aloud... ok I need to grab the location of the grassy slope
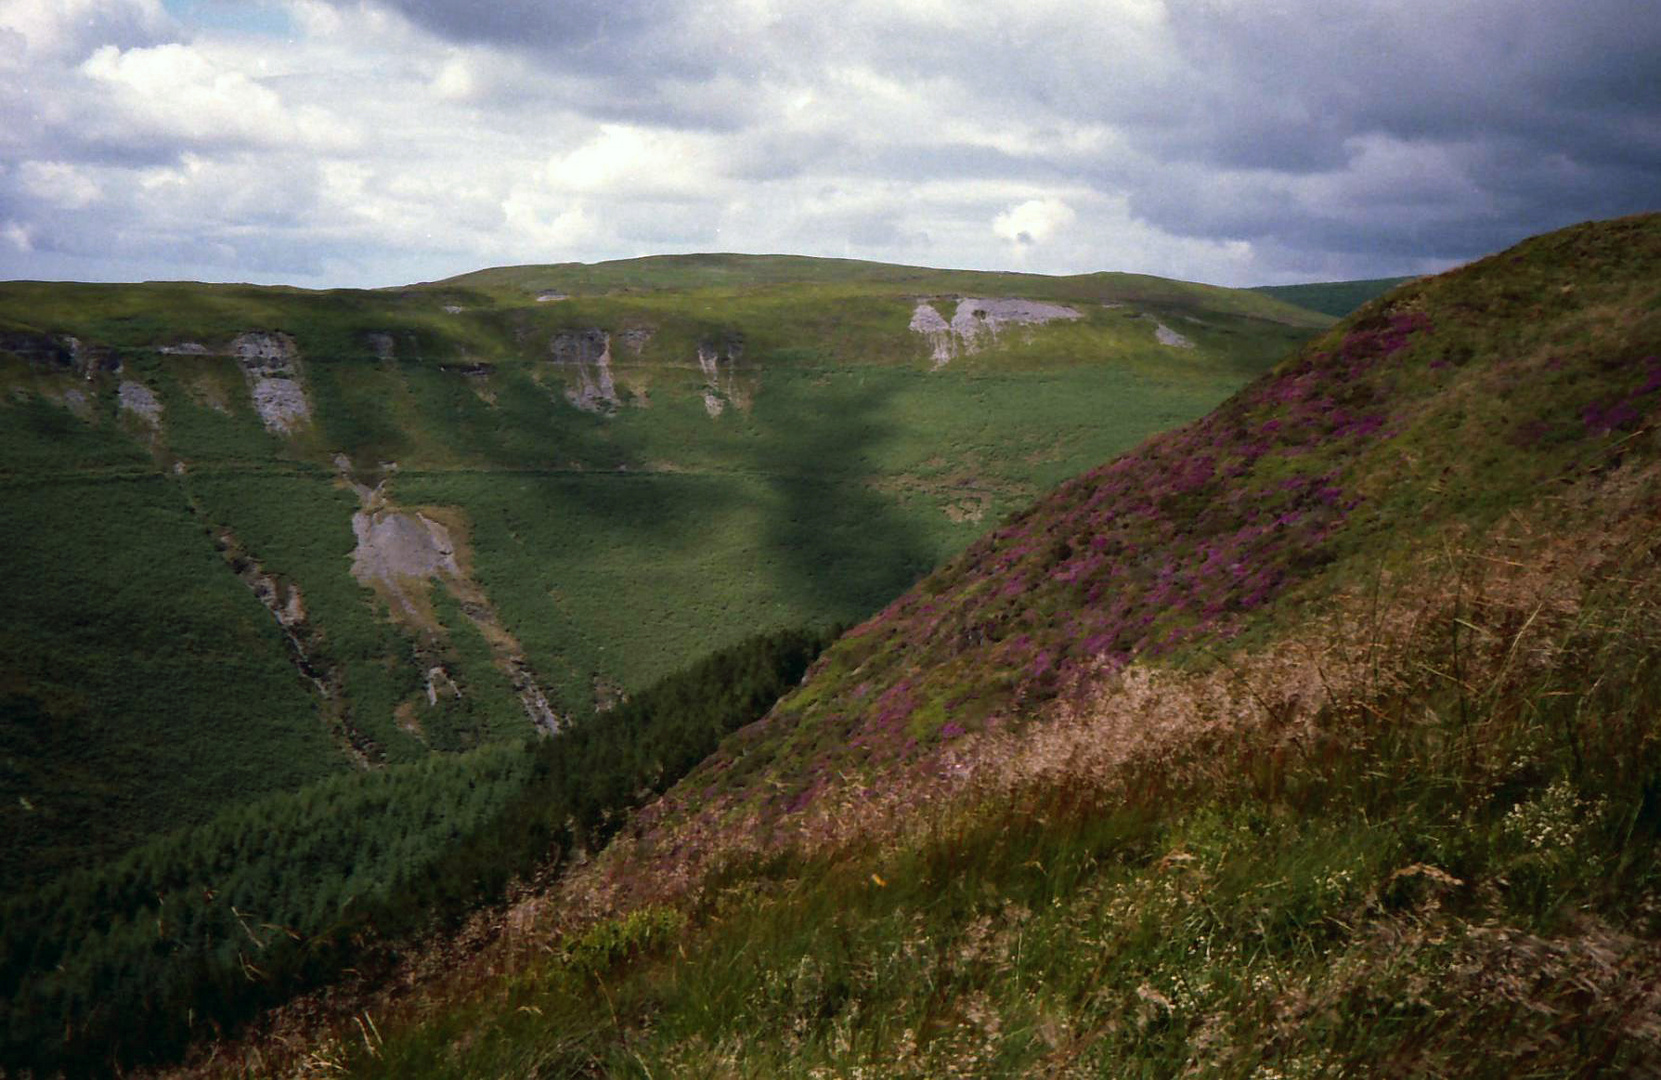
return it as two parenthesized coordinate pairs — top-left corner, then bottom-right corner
(635, 215), (1657, 828)
(0, 403), (342, 888)
(0, 261), (1323, 893)
(439, 252), (1331, 321)
(303, 214), (1661, 1077)
(1251, 275), (1416, 317)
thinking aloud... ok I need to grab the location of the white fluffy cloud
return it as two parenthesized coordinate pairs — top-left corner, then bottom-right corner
(80, 42), (360, 151)
(3, 220), (33, 252)
(993, 198), (1077, 255)
(0, 0), (1655, 287)
(0, 0), (172, 59)
(547, 126), (732, 201)
(19, 161), (102, 209)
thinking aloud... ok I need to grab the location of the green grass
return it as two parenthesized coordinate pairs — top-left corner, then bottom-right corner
(0, 468), (340, 892)
(180, 469), (431, 761)
(1251, 276), (1417, 317)
(437, 254), (1333, 325)
(392, 356), (1240, 701)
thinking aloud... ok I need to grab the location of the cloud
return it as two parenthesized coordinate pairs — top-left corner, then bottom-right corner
(3, 220), (33, 252)
(546, 125), (730, 201)
(0, 0), (174, 59)
(79, 42), (360, 152)
(18, 161), (102, 209)
(993, 198), (1077, 253)
(0, 0), (1656, 288)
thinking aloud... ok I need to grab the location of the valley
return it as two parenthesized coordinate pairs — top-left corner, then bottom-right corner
(0, 257), (1326, 896)
(117, 213), (1661, 1080)
(24, 216), (1659, 1077)
(3, 0), (1651, 1073)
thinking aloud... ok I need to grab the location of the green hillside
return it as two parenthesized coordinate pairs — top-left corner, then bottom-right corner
(0, 260), (1323, 896)
(1251, 275), (1416, 317)
(438, 252), (1329, 320)
(189, 214), (1661, 1077)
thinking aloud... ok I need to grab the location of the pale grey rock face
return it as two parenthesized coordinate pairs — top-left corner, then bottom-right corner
(248, 377), (311, 433)
(551, 329), (620, 414)
(232, 331), (298, 369)
(909, 302), (955, 368)
(63, 335), (120, 378)
(1155, 322), (1196, 349)
(231, 332), (312, 433)
(117, 380), (162, 425)
(951, 297), (1084, 337)
(697, 340), (745, 418)
(350, 510), (461, 590)
(909, 297), (1083, 368)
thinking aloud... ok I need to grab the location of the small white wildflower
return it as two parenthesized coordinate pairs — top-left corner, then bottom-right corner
(1504, 779), (1600, 852)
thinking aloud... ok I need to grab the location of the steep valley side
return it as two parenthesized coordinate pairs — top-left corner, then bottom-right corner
(0, 259), (1327, 896)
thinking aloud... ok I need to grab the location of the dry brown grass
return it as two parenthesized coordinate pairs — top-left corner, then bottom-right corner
(558, 453), (1659, 930)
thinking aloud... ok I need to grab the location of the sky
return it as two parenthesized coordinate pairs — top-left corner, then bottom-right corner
(0, 0), (1657, 289)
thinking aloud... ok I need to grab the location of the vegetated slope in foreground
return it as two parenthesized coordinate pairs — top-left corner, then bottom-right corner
(0, 260), (1323, 895)
(248, 213), (1661, 1077)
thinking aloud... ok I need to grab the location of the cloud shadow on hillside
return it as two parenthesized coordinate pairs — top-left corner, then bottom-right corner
(753, 371), (939, 627)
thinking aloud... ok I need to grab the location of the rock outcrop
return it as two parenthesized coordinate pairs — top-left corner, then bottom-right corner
(909, 297), (1083, 367)
(1154, 322), (1196, 348)
(551, 329), (620, 414)
(117, 380), (162, 425)
(697, 338), (746, 417)
(233, 332), (312, 434)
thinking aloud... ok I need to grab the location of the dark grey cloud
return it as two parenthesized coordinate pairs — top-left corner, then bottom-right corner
(713, 0), (1661, 276)
(339, 0), (726, 84)
(1145, 2), (1658, 159)
(1089, 0), (1661, 274)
